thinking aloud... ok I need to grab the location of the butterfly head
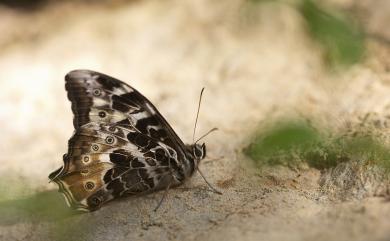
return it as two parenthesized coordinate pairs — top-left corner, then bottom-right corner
(192, 143), (206, 161)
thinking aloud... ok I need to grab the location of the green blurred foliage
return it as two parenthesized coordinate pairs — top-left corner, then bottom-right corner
(342, 136), (390, 170)
(0, 190), (73, 223)
(245, 120), (390, 171)
(299, 0), (365, 66)
(245, 121), (321, 166)
(0, 178), (91, 241)
(248, 0), (365, 67)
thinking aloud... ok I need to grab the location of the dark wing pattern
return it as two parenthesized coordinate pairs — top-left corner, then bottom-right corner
(49, 70), (196, 211)
(65, 70), (185, 152)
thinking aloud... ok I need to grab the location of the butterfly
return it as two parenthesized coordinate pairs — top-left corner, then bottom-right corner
(49, 70), (220, 211)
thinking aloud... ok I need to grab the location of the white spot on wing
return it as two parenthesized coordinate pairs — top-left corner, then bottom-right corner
(123, 85), (133, 93)
(132, 111), (150, 121)
(123, 143), (145, 158)
(93, 98), (107, 107)
(112, 88), (127, 95)
(145, 103), (156, 114)
(98, 154), (111, 163)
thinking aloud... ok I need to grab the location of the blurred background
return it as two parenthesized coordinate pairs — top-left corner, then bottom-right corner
(0, 0), (390, 241)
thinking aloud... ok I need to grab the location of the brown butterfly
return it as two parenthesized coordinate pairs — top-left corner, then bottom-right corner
(49, 70), (220, 211)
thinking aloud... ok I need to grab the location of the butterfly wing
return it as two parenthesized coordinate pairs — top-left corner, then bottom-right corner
(65, 69), (186, 153)
(65, 69), (195, 178)
(49, 70), (195, 211)
(49, 123), (182, 211)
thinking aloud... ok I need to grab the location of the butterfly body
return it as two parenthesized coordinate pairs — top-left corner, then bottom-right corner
(49, 70), (206, 211)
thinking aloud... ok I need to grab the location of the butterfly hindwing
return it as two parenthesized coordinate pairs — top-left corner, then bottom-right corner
(50, 122), (182, 211)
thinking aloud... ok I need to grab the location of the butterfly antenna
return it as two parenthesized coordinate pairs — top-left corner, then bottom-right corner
(197, 166), (222, 194)
(192, 87), (205, 143)
(195, 127), (218, 144)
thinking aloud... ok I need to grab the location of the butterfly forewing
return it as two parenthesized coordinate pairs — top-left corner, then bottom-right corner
(66, 70), (180, 148)
(49, 70), (197, 211)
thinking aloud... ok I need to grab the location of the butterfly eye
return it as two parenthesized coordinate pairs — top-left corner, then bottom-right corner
(92, 144), (99, 151)
(85, 181), (95, 190)
(193, 145), (203, 158)
(98, 111), (106, 118)
(91, 196), (102, 206)
(93, 88), (101, 96)
(83, 156), (90, 163)
(105, 136), (115, 144)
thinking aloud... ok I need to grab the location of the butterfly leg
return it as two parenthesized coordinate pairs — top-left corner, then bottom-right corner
(154, 156), (176, 212)
(153, 182), (172, 212)
(197, 167), (222, 195)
